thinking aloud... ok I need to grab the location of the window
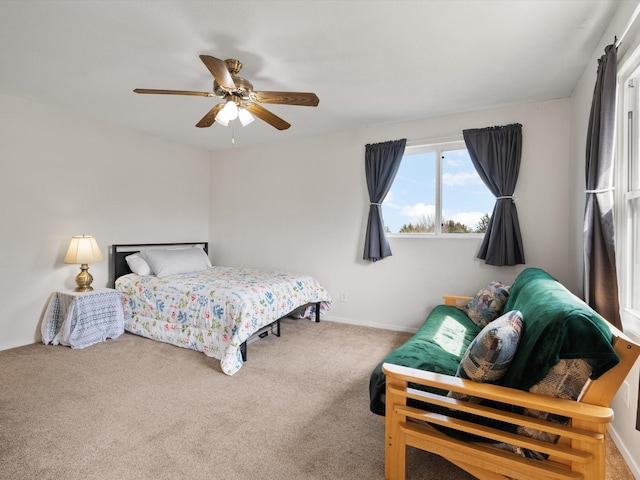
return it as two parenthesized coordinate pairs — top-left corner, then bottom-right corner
(619, 68), (640, 331)
(381, 140), (494, 235)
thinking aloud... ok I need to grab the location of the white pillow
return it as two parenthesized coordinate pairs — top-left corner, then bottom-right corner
(142, 246), (211, 277)
(125, 253), (152, 276)
(162, 245), (212, 268)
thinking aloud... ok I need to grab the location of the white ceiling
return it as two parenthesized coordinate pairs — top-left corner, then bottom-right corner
(0, 0), (620, 152)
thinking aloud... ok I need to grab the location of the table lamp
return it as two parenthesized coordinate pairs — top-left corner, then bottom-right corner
(63, 235), (105, 292)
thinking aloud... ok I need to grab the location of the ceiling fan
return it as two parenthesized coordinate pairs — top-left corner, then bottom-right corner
(134, 55), (319, 131)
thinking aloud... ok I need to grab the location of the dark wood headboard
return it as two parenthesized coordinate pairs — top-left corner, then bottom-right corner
(111, 242), (209, 287)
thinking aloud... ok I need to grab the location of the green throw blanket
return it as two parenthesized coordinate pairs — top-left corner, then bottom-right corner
(500, 268), (619, 391)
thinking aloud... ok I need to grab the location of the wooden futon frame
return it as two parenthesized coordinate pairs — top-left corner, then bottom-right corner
(383, 295), (640, 480)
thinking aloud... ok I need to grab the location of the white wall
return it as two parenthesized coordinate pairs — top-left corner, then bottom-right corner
(0, 93), (210, 351)
(570, 1), (640, 477)
(209, 98), (573, 333)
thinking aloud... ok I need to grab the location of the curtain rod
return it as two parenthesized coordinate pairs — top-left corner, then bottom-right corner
(616, 2), (640, 48)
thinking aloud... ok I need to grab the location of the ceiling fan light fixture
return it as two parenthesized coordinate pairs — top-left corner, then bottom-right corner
(214, 99), (238, 126)
(214, 115), (230, 127)
(223, 100), (238, 120)
(238, 107), (254, 126)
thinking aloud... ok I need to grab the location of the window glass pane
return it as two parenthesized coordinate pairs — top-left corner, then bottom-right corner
(441, 149), (494, 233)
(382, 151), (436, 233)
(631, 196), (640, 312)
(625, 75), (640, 318)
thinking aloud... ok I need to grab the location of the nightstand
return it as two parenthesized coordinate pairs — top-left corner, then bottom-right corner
(41, 289), (125, 348)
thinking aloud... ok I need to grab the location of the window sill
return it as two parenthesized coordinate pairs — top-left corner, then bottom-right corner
(621, 309), (640, 344)
(387, 233), (485, 239)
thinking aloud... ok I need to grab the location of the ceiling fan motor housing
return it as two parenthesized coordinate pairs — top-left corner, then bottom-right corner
(214, 76), (254, 99)
(224, 59), (242, 75)
(210, 58), (252, 99)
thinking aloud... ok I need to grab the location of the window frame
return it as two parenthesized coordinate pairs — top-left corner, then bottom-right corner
(383, 137), (491, 238)
(616, 49), (640, 339)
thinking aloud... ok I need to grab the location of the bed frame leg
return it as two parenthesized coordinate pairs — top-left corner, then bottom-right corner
(240, 341), (247, 361)
(315, 302), (320, 322)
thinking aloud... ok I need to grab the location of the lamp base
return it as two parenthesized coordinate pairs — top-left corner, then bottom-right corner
(74, 264), (94, 292)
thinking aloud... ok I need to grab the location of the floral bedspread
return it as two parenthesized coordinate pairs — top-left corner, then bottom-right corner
(115, 266), (331, 375)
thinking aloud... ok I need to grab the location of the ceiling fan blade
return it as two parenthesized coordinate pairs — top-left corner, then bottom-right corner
(253, 91), (319, 107)
(244, 103), (291, 130)
(199, 55), (236, 90)
(133, 88), (213, 97)
(196, 103), (224, 128)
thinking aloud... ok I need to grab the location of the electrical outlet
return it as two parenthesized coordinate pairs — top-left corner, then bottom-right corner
(340, 291), (348, 302)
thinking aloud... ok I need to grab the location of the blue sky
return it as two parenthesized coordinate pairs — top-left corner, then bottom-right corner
(381, 148), (494, 233)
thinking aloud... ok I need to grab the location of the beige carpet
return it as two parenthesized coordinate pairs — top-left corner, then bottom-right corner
(0, 319), (633, 480)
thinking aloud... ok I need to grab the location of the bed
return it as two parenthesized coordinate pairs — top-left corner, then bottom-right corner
(112, 242), (331, 375)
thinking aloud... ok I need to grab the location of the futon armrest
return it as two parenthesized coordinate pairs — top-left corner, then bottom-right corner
(442, 295), (472, 307)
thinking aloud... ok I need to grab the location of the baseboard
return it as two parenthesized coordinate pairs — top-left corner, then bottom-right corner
(608, 425), (640, 479)
(319, 315), (418, 334)
(0, 338), (39, 352)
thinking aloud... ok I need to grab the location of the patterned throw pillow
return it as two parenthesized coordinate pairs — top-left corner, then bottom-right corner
(463, 281), (511, 328)
(449, 310), (523, 402)
(516, 358), (594, 458)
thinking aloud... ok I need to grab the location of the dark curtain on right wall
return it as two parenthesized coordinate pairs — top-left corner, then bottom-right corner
(584, 43), (638, 432)
(583, 42), (622, 331)
(463, 123), (525, 266)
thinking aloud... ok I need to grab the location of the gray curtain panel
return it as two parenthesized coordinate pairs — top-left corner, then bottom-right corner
(463, 124), (525, 266)
(584, 43), (622, 331)
(584, 43), (634, 432)
(362, 139), (406, 262)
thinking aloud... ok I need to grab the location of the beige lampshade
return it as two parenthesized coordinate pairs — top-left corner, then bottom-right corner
(63, 235), (104, 264)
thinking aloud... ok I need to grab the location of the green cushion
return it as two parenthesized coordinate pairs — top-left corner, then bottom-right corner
(369, 305), (480, 416)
